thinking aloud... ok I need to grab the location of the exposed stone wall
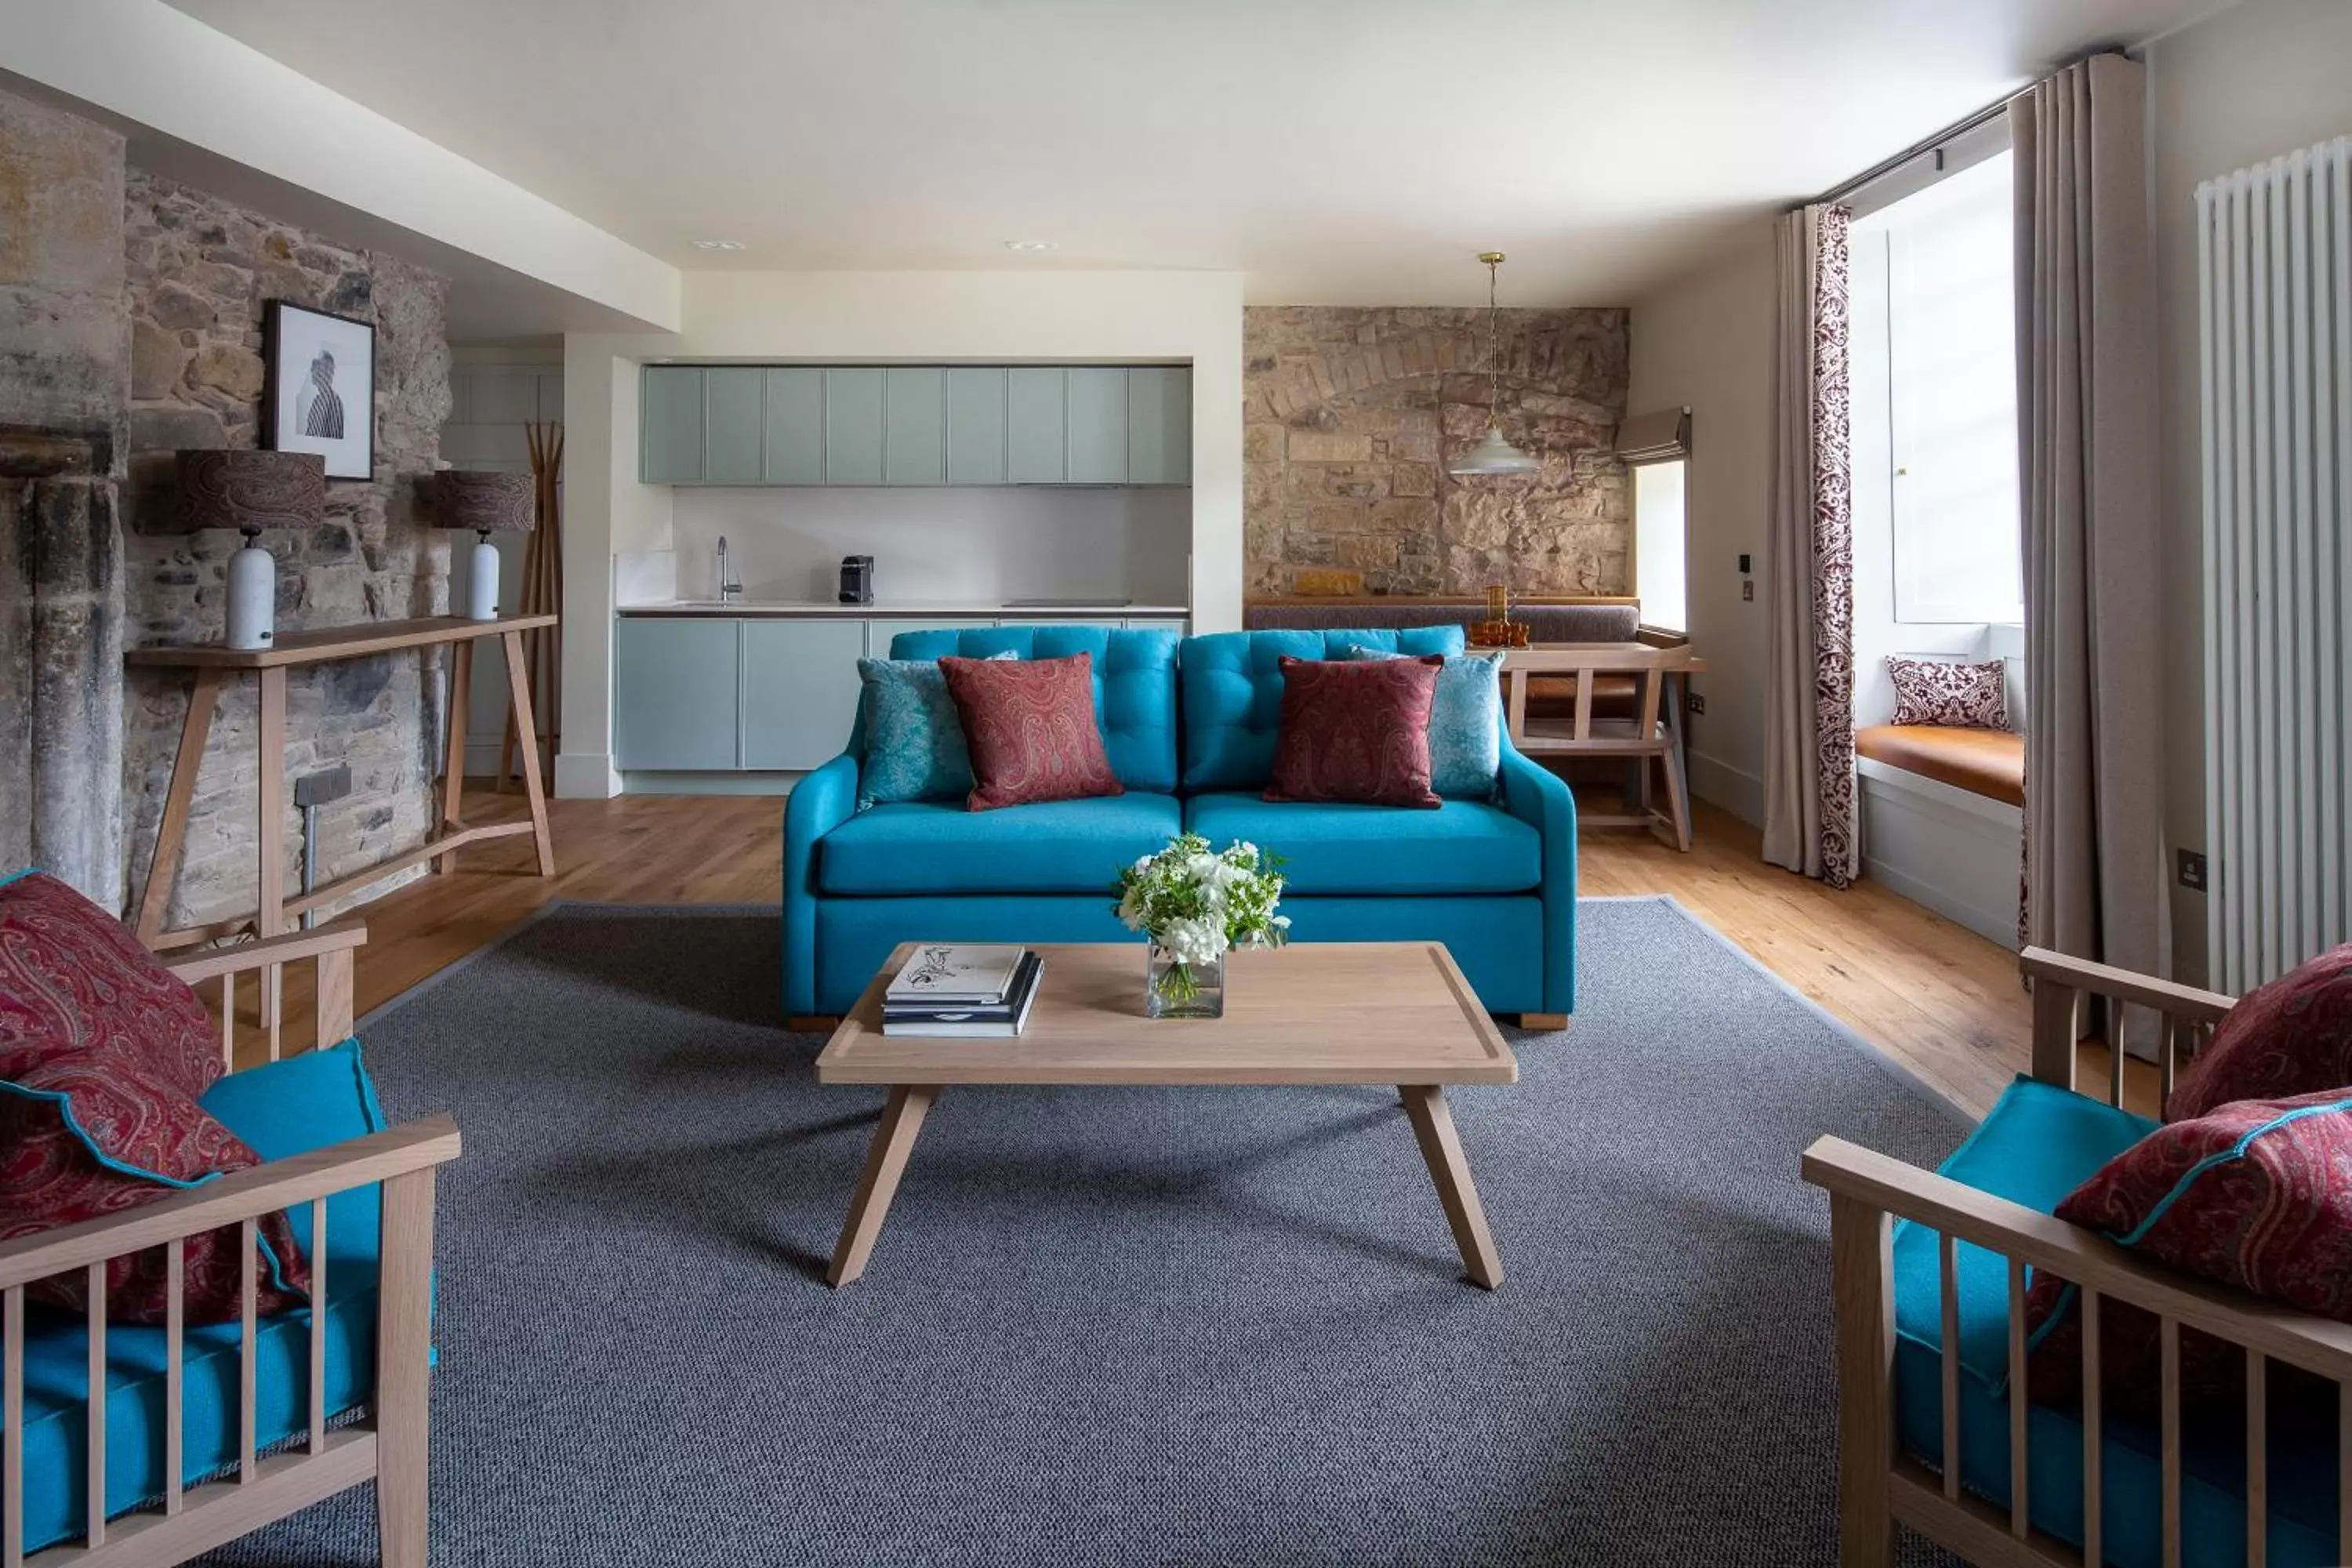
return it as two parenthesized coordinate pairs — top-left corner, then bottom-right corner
(119, 170), (453, 928)
(1242, 307), (1631, 597)
(0, 88), (129, 905)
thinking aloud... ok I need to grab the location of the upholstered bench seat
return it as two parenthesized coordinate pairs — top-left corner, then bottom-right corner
(1889, 1078), (2342, 1566)
(1856, 724), (2025, 808)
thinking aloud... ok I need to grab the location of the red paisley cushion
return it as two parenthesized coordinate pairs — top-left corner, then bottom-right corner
(1263, 655), (1443, 808)
(2165, 942), (2352, 1122)
(0, 872), (308, 1323)
(2025, 1091), (2352, 1415)
(940, 652), (1123, 811)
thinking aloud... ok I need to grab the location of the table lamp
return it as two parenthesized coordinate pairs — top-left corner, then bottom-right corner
(174, 449), (326, 650)
(432, 470), (535, 620)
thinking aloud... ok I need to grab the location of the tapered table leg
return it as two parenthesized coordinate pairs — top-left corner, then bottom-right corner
(136, 670), (222, 945)
(1399, 1083), (1502, 1289)
(828, 1085), (938, 1287)
(257, 666), (288, 1047)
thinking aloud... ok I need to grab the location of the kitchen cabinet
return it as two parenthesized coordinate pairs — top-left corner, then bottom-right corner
(824, 368), (887, 485)
(741, 620), (867, 769)
(1004, 368), (1067, 484)
(640, 366), (706, 484)
(1123, 618), (1189, 634)
(1126, 367), (1191, 485)
(945, 368), (1007, 485)
(763, 368), (825, 485)
(702, 367), (767, 485)
(865, 619), (999, 656)
(1065, 368), (1129, 484)
(884, 368), (947, 485)
(615, 615), (740, 770)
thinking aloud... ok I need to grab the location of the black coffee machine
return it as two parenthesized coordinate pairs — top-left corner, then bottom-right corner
(838, 555), (875, 605)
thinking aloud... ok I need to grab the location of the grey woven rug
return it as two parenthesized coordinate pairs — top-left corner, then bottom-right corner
(199, 896), (1969, 1567)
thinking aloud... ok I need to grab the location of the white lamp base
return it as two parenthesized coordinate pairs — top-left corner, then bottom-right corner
(226, 539), (275, 649)
(468, 535), (500, 621)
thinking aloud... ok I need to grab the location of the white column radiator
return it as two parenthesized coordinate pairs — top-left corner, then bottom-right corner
(2198, 135), (2352, 994)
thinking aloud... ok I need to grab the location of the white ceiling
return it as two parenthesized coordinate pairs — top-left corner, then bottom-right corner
(165, 0), (2223, 309)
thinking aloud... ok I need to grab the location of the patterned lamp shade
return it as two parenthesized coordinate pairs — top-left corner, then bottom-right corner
(433, 470), (535, 535)
(174, 449), (326, 536)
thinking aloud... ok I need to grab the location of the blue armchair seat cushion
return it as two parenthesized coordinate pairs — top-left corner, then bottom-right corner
(1183, 793), (1540, 895)
(819, 793), (1185, 896)
(1891, 1076), (2341, 1566)
(11, 1040), (390, 1555)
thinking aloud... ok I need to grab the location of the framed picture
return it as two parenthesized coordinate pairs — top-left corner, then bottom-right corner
(263, 300), (375, 480)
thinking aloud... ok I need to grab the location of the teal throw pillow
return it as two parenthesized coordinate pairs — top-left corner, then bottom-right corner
(1339, 647), (1502, 799)
(855, 652), (1014, 809)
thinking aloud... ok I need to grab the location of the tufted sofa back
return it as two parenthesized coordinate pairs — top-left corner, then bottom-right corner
(1177, 626), (1465, 792)
(888, 624), (1180, 793)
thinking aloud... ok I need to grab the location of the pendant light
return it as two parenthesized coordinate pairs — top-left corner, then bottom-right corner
(1447, 251), (1541, 478)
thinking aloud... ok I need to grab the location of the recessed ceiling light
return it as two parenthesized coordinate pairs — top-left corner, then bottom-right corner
(691, 238), (746, 252)
(1003, 240), (1058, 252)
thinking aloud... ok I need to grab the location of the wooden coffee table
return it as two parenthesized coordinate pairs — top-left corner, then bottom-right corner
(815, 942), (1519, 1289)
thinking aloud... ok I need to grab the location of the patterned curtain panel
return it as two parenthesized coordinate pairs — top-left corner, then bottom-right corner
(2011, 54), (2166, 1031)
(1762, 203), (1857, 888)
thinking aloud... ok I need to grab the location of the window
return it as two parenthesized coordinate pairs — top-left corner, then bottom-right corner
(1634, 460), (1688, 634)
(1857, 151), (2023, 626)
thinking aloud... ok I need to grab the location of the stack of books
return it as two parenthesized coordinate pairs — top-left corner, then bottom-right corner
(882, 944), (1043, 1037)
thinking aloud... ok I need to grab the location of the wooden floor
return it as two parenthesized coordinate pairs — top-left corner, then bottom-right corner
(228, 782), (2037, 1118)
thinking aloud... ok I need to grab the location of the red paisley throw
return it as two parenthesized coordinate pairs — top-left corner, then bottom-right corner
(941, 652), (1123, 811)
(2166, 942), (2352, 1122)
(1263, 655), (1443, 808)
(0, 872), (308, 1323)
(2026, 1090), (2352, 1416)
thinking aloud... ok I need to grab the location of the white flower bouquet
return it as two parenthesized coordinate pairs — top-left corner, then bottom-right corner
(1112, 833), (1288, 1017)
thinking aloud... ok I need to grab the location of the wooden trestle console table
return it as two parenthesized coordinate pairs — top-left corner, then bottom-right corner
(129, 615), (559, 1037)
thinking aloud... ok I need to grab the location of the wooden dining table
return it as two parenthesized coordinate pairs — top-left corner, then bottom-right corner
(1494, 642), (1708, 850)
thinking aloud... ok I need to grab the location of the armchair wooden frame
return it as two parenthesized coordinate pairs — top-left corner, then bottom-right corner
(0, 922), (461, 1568)
(1802, 948), (2352, 1568)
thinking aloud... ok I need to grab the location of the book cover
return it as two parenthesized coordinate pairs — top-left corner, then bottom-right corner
(885, 943), (1027, 1005)
(883, 954), (1044, 1037)
(884, 952), (1041, 1023)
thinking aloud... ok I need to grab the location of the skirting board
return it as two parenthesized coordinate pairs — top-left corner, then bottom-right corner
(1857, 760), (2020, 947)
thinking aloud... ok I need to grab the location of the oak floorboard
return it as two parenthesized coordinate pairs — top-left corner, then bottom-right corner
(217, 786), (2039, 1119)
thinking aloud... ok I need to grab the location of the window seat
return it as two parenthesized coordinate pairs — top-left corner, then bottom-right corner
(1854, 724), (2024, 808)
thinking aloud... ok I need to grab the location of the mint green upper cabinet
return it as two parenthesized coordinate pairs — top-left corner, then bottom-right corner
(946, 368), (1008, 485)
(1006, 368), (1067, 484)
(702, 367), (766, 485)
(763, 368), (824, 485)
(883, 368), (947, 485)
(824, 368), (887, 485)
(1127, 367), (1192, 485)
(641, 366), (706, 483)
(1065, 368), (1129, 485)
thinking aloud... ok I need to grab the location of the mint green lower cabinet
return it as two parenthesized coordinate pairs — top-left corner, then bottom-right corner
(865, 618), (996, 655)
(615, 617), (741, 770)
(1123, 618), (1189, 633)
(741, 620), (868, 770)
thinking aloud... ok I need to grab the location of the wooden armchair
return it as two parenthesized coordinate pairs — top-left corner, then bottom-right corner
(1, 921), (461, 1568)
(1802, 949), (2352, 1566)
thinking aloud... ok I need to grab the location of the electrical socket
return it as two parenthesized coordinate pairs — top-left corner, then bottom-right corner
(1686, 691), (1707, 715)
(2177, 848), (2209, 892)
(1742, 580), (1755, 602)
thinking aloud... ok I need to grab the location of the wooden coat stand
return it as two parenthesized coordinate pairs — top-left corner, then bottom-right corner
(499, 421), (563, 792)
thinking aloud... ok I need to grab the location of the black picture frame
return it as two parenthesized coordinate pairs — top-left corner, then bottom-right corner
(262, 299), (376, 481)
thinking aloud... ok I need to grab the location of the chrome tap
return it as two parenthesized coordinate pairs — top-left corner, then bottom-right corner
(716, 535), (742, 605)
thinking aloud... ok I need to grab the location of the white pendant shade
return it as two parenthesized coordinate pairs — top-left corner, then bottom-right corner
(1448, 425), (1541, 477)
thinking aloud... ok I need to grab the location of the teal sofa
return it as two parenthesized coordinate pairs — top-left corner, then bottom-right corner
(782, 624), (1578, 1021)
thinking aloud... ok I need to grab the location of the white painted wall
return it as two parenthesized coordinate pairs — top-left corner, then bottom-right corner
(556, 269), (1244, 799)
(1625, 224), (1778, 825)
(0, 0), (680, 333)
(2146, 0), (2352, 985)
(665, 488), (1190, 608)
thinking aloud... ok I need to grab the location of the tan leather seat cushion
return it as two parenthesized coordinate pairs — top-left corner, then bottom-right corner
(1523, 673), (1639, 722)
(1855, 724), (2024, 808)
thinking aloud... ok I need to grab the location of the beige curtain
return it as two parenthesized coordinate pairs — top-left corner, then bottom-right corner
(1762, 203), (1857, 887)
(2012, 55), (2166, 1012)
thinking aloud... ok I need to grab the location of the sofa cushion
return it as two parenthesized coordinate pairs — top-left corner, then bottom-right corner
(1181, 627), (1465, 792)
(853, 652), (1013, 810)
(943, 652), (1124, 811)
(1339, 647), (1504, 799)
(1184, 793), (1539, 895)
(13, 1038), (392, 1555)
(0, 869), (220, 1098)
(887, 625), (1178, 793)
(1265, 654), (1443, 808)
(820, 793), (1183, 895)
(2165, 942), (2352, 1122)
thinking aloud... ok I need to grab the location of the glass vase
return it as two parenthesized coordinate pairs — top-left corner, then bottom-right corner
(1145, 944), (1225, 1019)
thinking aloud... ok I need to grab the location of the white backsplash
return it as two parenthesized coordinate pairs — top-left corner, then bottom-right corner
(665, 488), (1191, 606)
